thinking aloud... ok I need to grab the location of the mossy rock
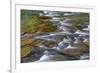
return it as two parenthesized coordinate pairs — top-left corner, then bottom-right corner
(32, 23), (58, 34)
(64, 49), (83, 56)
(21, 37), (33, 46)
(21, 46), (32, 58)
(43, 41), (57, 48)
(77, 43), (89, 52)
(31, 39), (57, 48)
(32, 16), (52, 19)
(63, 43), (89, 56)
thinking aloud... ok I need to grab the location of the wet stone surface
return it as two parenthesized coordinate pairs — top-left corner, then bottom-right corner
(21, 10), (90, 63)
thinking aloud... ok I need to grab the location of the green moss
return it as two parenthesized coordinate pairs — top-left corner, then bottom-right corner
(66, 13), (89, 24)
(21, 18), (42, 32)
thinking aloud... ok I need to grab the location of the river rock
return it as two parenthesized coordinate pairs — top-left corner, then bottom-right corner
(62, 43), (89, 56)
(21, 46), (32, 58)
(21, 46), (46, 63)
(21, 37), (33, 46)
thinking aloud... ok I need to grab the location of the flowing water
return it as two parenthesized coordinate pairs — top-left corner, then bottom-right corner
(21, 11), (89, 63)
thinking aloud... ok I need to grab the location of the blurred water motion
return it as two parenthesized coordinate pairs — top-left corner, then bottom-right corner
(21, 10), (89, 63)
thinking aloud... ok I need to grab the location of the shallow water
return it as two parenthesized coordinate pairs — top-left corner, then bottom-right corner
(21, 11), (89, 63)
